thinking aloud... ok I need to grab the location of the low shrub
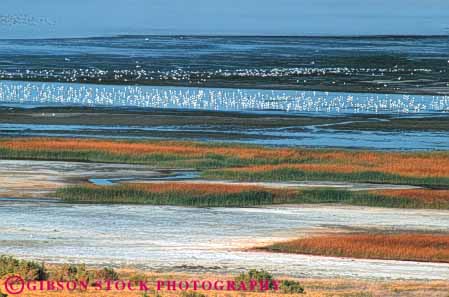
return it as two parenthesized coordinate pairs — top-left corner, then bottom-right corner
(235, 269), (276, 290)
(0, 256), (46, 280)
(92, 267), (119, 281)
(280, 279), (305, 294)
(50, 263), (90, 282)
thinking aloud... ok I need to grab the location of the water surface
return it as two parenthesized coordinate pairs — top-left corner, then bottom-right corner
(0, 36), (448, 95)
(1, 122), (449, 150)
(1, 80), (448, 113)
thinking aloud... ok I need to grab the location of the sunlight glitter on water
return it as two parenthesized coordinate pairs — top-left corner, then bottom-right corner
(1, 80), (448, 113)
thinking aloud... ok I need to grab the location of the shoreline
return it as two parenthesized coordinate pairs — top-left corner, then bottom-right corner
(1, 260), (449, 296)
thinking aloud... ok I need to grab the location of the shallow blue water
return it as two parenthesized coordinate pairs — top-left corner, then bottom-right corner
(89, 171), (199, 186)
(0, 36), (447, 67)
(1, 122), (448, 150)
(0, 35), (447, 96)
(1, 80), (448, 113)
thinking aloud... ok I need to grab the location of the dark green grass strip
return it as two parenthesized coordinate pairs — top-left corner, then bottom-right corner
(56, 186), (449, 209)
(202, 168), (449, 188)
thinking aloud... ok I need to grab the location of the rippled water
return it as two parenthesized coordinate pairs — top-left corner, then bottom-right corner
(1, 201), (449, 280)
(0, 36), (448, 95)
(1, 80), (448, 113)
(1, 123), (449, 150)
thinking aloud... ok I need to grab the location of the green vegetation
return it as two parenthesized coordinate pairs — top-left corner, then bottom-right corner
(55, 185), (449, 209)
(56, 185), (285, 207)
(235, 269), (276, 291)
(0, 147), (268, 170)
(233, 269), (305, 293)
(2, 137), (449, 188)
(0, 256), (46, 281)
(0, 255), (120, 284)
(50, 263), (90, 282)
(2, 141), (448, 187)
(0, 256), (307, 295)
(202, 168), (449, 188)
(279, 280), (305, 294)
(92, 267), (119, 281)
(49, 264), (118, 283)
(0, 147), (192, 167)
(289, 189), (449, 209)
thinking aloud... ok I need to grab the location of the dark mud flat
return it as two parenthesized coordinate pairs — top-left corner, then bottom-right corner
(328, 115), (449, 131)
(0, 106), (344, 128)
(1, 106), (449, 150)
(3, 106), (449, 131)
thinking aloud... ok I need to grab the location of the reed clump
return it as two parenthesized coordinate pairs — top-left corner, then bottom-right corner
(261, 233), (449, 263)
(2, 137), (449, 187)
(55, 184), (449, 209)
(56, 183), (298, 207)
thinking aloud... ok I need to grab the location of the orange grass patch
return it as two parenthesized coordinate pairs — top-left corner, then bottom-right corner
(222, 153), (449, 179)
(2, 137), (449, 179)
(261, 233), (449, 263)
(0, 137), (301, 160)
(89, 182), (298, 197)
(227, 163), (369, 174)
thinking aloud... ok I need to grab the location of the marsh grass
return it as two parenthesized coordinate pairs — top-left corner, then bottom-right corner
(56, 184), (287, 207)
(0, 144), (277, 169)
(260, 233), (449, 263)
(55, 184), (449, 209)
(364, 189), (449, 209)
(202, 168), (449, 188)
(2, 138), (449, 187)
